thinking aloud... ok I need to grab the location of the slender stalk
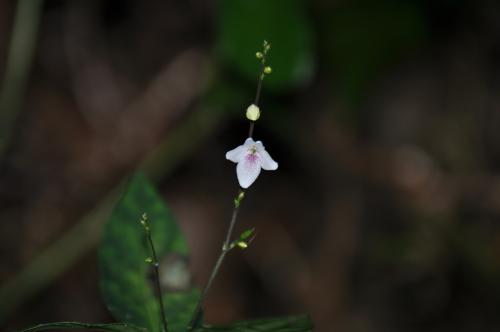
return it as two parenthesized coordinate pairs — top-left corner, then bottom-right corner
(248, 121), (255, 138)
(253, 67), (265, 106)
(142, 215), (169, 332)
(188, 41), (271, 330)
(223, 199), (242, 248)
(188, 201), (242, 329)
(248, 56), (267, 139)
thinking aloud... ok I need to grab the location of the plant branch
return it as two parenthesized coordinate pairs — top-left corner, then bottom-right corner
(142, 215), (168, 332)
(188, 191), (243, 330)
(248, 41), (270, 138)
(248, 64), (265, 139)
(253, 63), (265, 107)
(189, 41), (272, 330)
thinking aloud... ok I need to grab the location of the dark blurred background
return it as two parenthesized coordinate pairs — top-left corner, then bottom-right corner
(1, 0), (500, 331)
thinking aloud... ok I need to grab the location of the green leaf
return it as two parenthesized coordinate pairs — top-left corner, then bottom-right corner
(19, 316), (313, 332)
(239, 228), (255, 241)
(165, 288), (200, 332)
(19, 322), (147, 332)
(192, 315), (313, 332)
(98, 173), (191, 332)
(230, 315), (312, 331)
(217, 0), (314, 90)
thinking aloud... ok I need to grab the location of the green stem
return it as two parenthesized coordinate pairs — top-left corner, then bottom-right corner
(189, 41), (271, 330)
(188, 192), (243, 330)
(145, 229), (169, 332)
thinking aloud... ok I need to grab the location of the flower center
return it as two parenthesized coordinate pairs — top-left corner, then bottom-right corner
(246, 153), (258, 163)
(246, 146), (259, 164)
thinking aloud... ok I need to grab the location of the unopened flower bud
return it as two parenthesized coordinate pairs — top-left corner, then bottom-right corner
(263, 40), (271, 52)
(256, 52), (263, 59)
(236, 241), (248, 249)
(264, 66), (272, 74)
(246, 104), (260, 121)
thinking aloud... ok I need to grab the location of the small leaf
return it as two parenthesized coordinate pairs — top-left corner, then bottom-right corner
(19, 322), (147, 332)
(98, 173), (190, 332)
(232, 228), (256, 250)
(239, 228), (255, 241)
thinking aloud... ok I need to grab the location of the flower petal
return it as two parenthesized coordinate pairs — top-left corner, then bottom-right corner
(260, 149), (278, 170)
(255, 141), (264, 152)
(225, 145), (246, 163)
(236, 154), (262, 188)
(243, 137), (255, 147)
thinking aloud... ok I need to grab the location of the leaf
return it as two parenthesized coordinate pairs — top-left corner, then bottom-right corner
(229, 315), (313, 331)
(19, 322), (147, 332)
(98, 173), (191, 332)
(239, 228), (255, 241)
(18, 316), (313, 332)
(217, 0), (314, 90)
(165, 288), (200, 332)
(192, 315), (313, 332)
(231, 315), (312, 331)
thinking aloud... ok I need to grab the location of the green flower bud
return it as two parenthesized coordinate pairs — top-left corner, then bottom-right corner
(264, 66), (272, 74)
(236, 241), (248, 249)
(246, 104), (261, 121)
(263, 40), (271, 52)
(256, 52), (263, 59)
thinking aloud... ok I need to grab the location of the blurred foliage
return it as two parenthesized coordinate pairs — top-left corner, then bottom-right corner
(0, 0), (43, 158)
(323, 1), (427, 104)
(217, 0), (314, 90)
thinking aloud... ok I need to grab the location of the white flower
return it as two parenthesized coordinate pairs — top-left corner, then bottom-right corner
(226, 138), (278, 188)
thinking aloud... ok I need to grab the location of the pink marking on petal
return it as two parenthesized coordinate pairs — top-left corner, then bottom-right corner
(245, 153), (259, 165)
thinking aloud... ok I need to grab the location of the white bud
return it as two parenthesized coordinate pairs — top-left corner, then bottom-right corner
(246, 104), (261, 121)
